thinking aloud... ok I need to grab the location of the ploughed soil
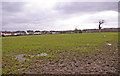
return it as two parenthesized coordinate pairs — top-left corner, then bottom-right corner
(23, 40), (118, 74)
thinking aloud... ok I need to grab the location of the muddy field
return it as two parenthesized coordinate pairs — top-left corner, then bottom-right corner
(2, 33), (119, 75)
(25, 41), (118, 74)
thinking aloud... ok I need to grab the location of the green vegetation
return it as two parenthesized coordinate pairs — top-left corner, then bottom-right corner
(2, 32), (118, 74)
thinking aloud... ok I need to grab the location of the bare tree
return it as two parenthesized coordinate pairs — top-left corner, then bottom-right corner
(98, 20), (104, 32)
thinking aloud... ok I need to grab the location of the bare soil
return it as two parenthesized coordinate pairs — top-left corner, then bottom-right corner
(24, 40), (118, 74)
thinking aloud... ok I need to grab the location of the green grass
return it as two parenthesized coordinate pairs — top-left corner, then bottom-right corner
(2, 32), (118, 74)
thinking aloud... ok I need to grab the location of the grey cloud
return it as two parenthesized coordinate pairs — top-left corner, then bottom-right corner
(2, 2), (118, 31)
(55, 2), (118, 14)
(2, 2), (28, 25)
(2, 2), (26, 13)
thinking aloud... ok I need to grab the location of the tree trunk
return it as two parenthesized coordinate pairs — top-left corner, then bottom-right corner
(99, 24), (101, 33)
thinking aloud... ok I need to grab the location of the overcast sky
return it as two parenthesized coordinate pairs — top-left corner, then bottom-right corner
(2, 1), (118, 31)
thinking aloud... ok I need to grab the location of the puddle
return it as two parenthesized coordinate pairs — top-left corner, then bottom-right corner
(107, 43), (112, 46)
(37, 53), (48, 57)
(13, 54), (30, 62)
(31, 55), (36, 58)
(12, 53), (48, 62)
(40, 53), (48, 56)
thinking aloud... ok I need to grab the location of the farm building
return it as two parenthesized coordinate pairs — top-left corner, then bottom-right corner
(82, 29), (98, 33)
(40, 31), (51, 35)
(82, 28), (120, 33)
(66, 30), (76, 34)
(1, 28), (120, 37)
(50, 31), (56, 34)
(101, 28), (120, 32)
(58, 30), (75, 34)
(34, 31), (41, 35)
(41, 31), (46, 35)
(1, 31), (12, 36)
(12, 31), (26, 36)
(46, 31), (51, 34)
(27, 30), (34, 35)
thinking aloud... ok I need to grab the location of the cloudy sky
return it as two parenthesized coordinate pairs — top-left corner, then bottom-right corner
(2, 1), (118, 31)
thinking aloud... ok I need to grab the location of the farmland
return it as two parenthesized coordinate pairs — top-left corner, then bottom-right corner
(2, 32), (119, 74)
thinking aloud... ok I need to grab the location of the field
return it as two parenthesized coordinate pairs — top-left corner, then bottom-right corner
(2, 32), (119, 74)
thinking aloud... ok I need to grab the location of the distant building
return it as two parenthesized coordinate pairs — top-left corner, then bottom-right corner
(41, 31), (46, 35)
(58, 30), (75, 34)
(34, 31), (41, 35)
(27, 30), (34, 35)
(1, 28), (120, 37)
(50, 31), (56, 34)
(67, 30), (75, 34)
(1, 31), (12, 36)
(46, 31), (51, 34)
(56, 31), (61, 34)
(82, 29), (98, 33)
(82, 28), (120, 33)
(12, 31), (26, 36)
(101, 28), (119, 32)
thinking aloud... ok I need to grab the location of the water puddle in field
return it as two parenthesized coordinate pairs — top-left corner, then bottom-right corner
(107, 43), (112, 46)
(12, 53), (48, 62)
(30, 55), (36, 58)
(37, 53), (48, 57)
(13, 54), (30, 62)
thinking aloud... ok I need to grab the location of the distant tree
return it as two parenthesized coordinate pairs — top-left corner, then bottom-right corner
(74, 28), (82, 33)
(60, 31), (66, 34)
(78, 30), (82, 33)
(98, 20), (104, 32)
(74, 28), (78, 33)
